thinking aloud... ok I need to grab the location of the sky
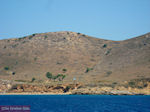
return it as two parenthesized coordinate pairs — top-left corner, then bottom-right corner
(0, 0), (150, 40)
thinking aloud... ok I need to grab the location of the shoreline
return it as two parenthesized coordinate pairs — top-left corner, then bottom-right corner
(0, 92), (148, 95)
(0, 92), (71, 95)
(1, 82), (150, 95)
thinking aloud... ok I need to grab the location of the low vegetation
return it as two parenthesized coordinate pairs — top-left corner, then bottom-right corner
(32, 34), (36, 36)
(46, 72), (66, 82)
(126, 78), (150, 89)
(4, 66), (9, 70)
(85, 67), (93, 73)
(44, 35), (48, 39)
(46, 72), (53, 80)
(31, 77), (36, 82)
(62, 68), (67, 72)
(15, 80), (28, 82)
(105, 49), (111, 55)
(102, 44), (107, 48)
(34, 57), (37, 61)
(105, 71), (112, 77)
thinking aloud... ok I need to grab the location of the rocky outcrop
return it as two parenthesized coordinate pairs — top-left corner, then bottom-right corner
(0, 79), (12, 93)
(1, 79), (150, 95)
(71, 83), (150, 95)
(7, 84), (81, 94)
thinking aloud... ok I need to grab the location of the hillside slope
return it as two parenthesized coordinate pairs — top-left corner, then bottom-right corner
(86, 33), (150, 82)
(0, 31), (150, 84)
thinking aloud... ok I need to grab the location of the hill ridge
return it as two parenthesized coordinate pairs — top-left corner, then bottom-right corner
(0, 31), (150, 84)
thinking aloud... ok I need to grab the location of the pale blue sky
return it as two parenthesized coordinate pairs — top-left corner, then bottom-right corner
(0, 0), (150, 40)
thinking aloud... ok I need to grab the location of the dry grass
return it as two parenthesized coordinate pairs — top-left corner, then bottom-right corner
(0, 32), (150, 85)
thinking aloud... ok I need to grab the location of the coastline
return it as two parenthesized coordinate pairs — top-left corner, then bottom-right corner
(0, 92), (148, 95)
(0, 92), (71, 95)
(1, 81), (150, 95)
(0, 94), (147, 95)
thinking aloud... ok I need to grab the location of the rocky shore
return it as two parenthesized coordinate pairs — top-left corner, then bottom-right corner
(71, 86), (150, 95)
(1, 82), (150, 95)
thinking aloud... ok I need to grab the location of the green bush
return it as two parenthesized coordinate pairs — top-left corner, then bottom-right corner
(64, 85), (71, 92)
(52, 75), (58, 81)
(102, 44), (107, 48)
(46, 72), (53, 80)
(56, 74), (66, 81)
(127, 78), (150, 88)
(106, 71), (112, 76)
(85, 67), (93, 73)
(105, 50), (110, 55)
(44, 35), (48, 39)
(31, 77), (36, 82)
(34, 57), (37, 61)
(15, 80), (27, 82)
(4, 66), (9, 70)
(46, 72), (66, 82)
(62, 68), (67, 72)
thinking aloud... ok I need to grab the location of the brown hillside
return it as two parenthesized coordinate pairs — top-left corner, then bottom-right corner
(0, 31), (150, 84)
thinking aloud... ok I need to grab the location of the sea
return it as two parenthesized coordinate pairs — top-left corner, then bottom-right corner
(0, 95), (150, 112)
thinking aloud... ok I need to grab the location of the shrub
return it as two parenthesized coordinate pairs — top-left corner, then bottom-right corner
(62, 75), (66, 80)
(29, 36), (32, 39)
(55, 74), (66, 81)
(4, 66), (9, 70)
(56, 74), (66, 81)
(10, 84), (18, 90)
(106, 71), (112, 76)
(31, 77), (36, 82)
(64, 85), (71, 92)
(12, 44), (18, 48)
(52, 75), (57, 81)
(57, 62), (62, 65)
(85, 67), (93, 73)
(62, 68), (67, 72)
(34, 57), (37, 61)
(56, 74), (62, 81)
(46, 72), (53, 80)
(105, 49), (111, 55)
(127, 78), (150, 88)
(102, 44), (107, 48)
(44, 35), (48, 39)
(15, 61), (18, 65)
(15, 80), (26, 82)
(18, 38), (22, 41)
(45, 72), (66, 82)
(128, 81), (135, 87)
(12, 72), (15, 75)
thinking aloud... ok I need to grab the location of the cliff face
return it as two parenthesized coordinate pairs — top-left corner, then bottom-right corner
(0, 31), (150, 85)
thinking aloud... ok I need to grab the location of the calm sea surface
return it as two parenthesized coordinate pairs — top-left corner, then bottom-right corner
(0, 95), (150, 112)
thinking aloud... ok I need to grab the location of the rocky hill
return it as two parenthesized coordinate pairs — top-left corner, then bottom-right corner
(0, 31), (150, 86)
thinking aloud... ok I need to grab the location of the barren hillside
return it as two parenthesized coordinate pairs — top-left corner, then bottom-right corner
(0, 31), (150, 84)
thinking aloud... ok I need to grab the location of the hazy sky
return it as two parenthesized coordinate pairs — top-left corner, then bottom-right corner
(0, 0), (150, 40)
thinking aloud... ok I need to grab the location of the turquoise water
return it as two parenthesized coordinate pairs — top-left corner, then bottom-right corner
(0, 95), (150, 112)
